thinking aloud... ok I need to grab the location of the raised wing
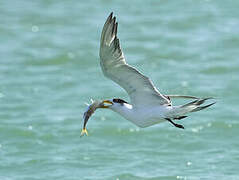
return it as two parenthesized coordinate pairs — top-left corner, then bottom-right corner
(99, 12), (170, 106)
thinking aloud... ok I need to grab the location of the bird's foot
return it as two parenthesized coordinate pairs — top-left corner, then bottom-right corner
(165, 118), (185, 129)
(174, 123), (185, 129)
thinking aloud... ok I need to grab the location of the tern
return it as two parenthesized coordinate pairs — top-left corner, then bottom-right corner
(97, 12), (215, 129)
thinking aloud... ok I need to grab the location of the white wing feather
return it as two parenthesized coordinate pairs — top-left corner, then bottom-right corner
(99, 13), (170, 107)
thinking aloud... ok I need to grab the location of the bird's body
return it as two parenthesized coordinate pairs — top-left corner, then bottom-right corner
(84, 12), (215, 132)
(109, 101), (170, 128)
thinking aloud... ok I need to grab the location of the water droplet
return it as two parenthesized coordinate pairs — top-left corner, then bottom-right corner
(32, 25), (39, 32)
(176, 176), (187, 180)
(211, 165), (216, 169)
(101, 116), (106, 121)
(83, 156), (90, 160)
(191, 128), (199, 133)
(176, 176), (183, 179)
(181, 81), (188, 87)
(67, 52), (75, 59)
(228, 124), (232, 128)
(0, 93), (3, 98)
(187, 161), (192, 166)
(191, 126), (203, 133)
(129, 128), (135, 132)
(28, 125), (33, 130)
(207, 122), (212, 127)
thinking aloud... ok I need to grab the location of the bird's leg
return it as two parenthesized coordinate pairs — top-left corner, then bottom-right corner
(173, 116), (187, 120)
(165, 118), (184, 129)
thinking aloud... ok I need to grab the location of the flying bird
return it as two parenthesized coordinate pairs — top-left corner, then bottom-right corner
(88, 12), (215, 131)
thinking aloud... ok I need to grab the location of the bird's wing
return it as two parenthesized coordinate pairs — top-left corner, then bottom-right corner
(166, 95), (200, 99)
(99, 12), (170, 107)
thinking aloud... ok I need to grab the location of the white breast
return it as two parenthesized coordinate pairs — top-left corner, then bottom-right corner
(110, 103), (172, 128)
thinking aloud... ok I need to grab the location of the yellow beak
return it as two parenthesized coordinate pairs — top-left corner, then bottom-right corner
(101, 100), (113, 108)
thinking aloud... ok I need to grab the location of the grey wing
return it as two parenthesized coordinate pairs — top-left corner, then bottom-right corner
(99, 12), (170, 106)
(166, 95), (200, 99)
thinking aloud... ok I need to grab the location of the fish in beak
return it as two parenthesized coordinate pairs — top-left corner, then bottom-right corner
(80, 99), (113, 137)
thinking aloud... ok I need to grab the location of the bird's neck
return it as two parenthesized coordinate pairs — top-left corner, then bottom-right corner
(110, 103), (133, 119)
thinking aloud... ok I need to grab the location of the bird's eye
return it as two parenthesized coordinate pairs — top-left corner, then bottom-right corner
(113, 99), (118, 103)
(113, 98), (128, 104)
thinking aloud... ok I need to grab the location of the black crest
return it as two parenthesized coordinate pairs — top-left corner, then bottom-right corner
(113, 98), (128, 104)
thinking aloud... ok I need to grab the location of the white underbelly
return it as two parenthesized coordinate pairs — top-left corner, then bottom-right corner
(111, 104), (171, 128)
(124, 107), (169, 128)
(128, 117), (166, 128)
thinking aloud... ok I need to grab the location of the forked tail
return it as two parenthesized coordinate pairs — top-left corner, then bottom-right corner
(167, 98), (216, 119)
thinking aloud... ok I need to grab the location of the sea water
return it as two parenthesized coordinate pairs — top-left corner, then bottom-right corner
(0, 0), (239, 179)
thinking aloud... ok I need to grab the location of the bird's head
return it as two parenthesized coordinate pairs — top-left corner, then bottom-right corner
(101, 98), (129, 109)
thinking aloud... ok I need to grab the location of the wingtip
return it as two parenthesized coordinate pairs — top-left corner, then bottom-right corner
(112, 16), (116, 24)
(105, 12), (113, 23)
(109, 12), (113, 19)
(203, 97), (214, 100)
(191, 101), (216, 112)
(115, 22), (118, 34)
(204, 101), (217, 108)
(209, 101), (217, 106)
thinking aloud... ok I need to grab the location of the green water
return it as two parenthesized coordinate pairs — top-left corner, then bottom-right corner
(0, 0), (239, 179)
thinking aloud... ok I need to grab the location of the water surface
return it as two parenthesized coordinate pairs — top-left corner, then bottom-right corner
(0, 0), (239, 179)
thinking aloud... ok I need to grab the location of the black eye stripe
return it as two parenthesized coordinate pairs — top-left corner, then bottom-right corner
(113, 98), (128, 104)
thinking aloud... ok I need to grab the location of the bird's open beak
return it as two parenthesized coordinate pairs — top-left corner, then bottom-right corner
(101, 100), (113, 108)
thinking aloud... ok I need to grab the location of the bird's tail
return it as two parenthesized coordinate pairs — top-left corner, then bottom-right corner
(166, 98), (216, 119)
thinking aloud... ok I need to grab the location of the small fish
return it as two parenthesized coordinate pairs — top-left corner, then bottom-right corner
(81, 99), (112, 137)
